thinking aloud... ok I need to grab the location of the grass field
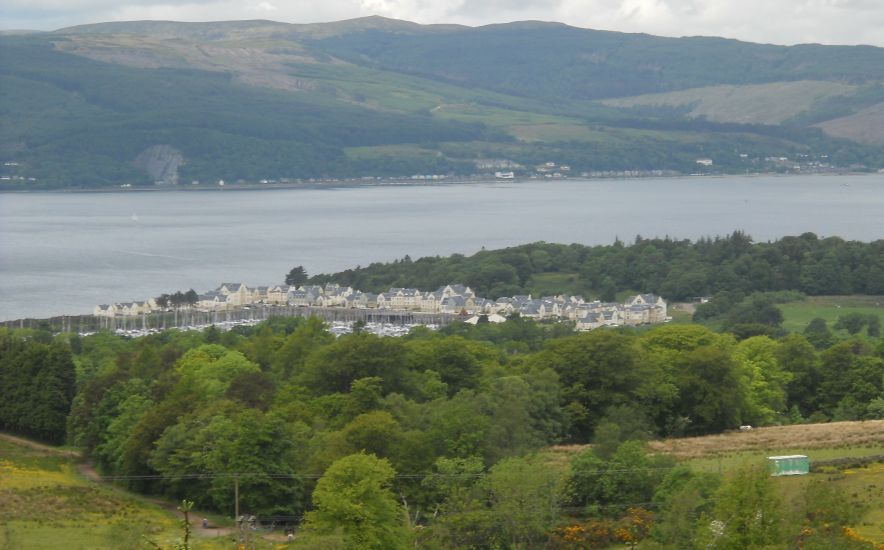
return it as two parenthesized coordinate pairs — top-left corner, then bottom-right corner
(550, 421), (884, 544)
(652, 421), (884, 545)
(344, 143), (442, 161)
(778, 295), (884, 334)
(818, 101), (884, 145)
(508, 122), (607, 143)
(603, 80), (856, 124)
(0, 437), (286, 550)
(646, 420), (884, 460)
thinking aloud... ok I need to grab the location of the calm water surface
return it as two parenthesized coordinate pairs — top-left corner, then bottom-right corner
(1, 174), (882, 320)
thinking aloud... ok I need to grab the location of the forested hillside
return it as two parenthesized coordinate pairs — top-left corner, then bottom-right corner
(308, 232), (884, 301)
(1, 308), (881, 546)
(0, 37), (488, 187)
(2, 17), (884, 188)
(312, 22), (884, 100)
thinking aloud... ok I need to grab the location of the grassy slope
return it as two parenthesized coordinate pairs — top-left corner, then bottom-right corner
(553, 422), (884, 544)
(57, 32), (645, 148)
(550, 421), (884, 543)
(652, 421), (884, 544)
(777, 295), (884, 334)
(0, 437), (242, 550)
(645, 420), (884, 460)
(602, 80), (857, 125)
(818, 102), (884, 145)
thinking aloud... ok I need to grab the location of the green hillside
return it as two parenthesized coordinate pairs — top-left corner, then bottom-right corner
(602, 81), (858, 125)
(0, 37), (490, 187)
(2, 17), (884, 189)
(311, 22), (884, 100)
(0, 435), (235, 549)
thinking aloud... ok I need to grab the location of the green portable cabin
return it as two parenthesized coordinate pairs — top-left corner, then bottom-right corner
(767, 455), (809, 476)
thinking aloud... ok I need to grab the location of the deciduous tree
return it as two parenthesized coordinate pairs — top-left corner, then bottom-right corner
(301, 453), (408, 550)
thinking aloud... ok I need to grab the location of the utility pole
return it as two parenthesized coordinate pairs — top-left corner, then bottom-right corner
(234, 475), (240, 520)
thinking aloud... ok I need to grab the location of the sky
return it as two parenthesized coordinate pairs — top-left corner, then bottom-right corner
(2, 0), (883, 47)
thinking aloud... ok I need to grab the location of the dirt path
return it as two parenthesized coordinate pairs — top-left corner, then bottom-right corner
(0, 432), (81, 458)
(1, 432), (240, 538)
(72, 462), (238, 538)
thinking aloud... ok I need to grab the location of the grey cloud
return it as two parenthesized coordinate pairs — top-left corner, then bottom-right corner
(449, 0), (562, 16)
(1, 0), (882, 46)
(660, 0), (705, 16)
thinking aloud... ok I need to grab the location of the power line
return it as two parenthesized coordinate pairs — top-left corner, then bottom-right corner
(1, 466), (677, 481)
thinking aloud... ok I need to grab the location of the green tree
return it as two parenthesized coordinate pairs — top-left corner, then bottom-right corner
(270, 316), (333, 380)
(675, 345), (747, 434)
(867, 315), (881, 337)
(530, 330), (646, 441)
(404, 336), (493, 396)
(481, 375), (548, 462)
(224, 370), (276, 411)
(150, 407), (302, 516)
(426, 390), (491, 459)
(487, 455), (563, 548)
(299, 333), (407, 395)
(175, 344), (261, 399)
(698, 464), (782, 550)
(565, 441), (673, 515)
(651, 465), (720, 548)
(776, 333), (821, 415)
(640, 325), (746, 434)
(94, 385), (154, 472)
(421, 456), (497, 548)
(0, 331), (75, 444)
(565, 447), (607, 509)
(285, 265), (308, 287)
(818, 340), (884, 416)
(834, 313), (869, 335)
(592, 404), (653, 460)
(734, 336), (791, 425)
(155, 294), (170, 309)
(804, 317), (834, 350)
(301, 453), (408, 550)
(723, 294), (784, 331)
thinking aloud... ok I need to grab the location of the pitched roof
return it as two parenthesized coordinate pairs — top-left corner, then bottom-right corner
(442, 296), (466, 307)
(520, 302), (541, 314)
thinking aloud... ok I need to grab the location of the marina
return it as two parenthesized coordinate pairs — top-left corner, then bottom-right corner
(0, 304), (456, 337)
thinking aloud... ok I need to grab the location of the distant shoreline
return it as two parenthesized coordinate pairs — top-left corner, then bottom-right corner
(1, 170), (880, 194)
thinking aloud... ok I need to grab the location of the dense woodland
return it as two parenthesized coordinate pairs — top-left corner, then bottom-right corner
(1, 307), (881, 547)
(315, 24), (884, 101)
(309, 232), (884, 301)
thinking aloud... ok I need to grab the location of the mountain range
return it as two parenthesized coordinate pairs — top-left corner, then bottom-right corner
(2, 16), (883, 188)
